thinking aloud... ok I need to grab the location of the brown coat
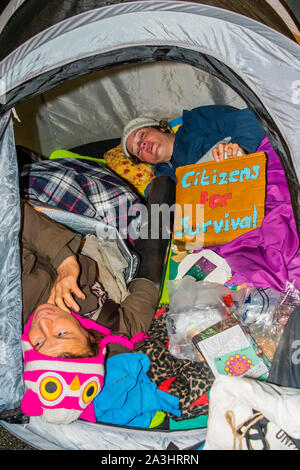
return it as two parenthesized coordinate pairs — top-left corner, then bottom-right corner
(20, 200), (99, 325)
(20, 200), (159, 355)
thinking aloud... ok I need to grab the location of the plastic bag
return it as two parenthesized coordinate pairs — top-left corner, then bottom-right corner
(235, 286), (282, 326)
(274, 281), (300, 329)
(166, 277), (240, 361)
(236, 281), (300, 361)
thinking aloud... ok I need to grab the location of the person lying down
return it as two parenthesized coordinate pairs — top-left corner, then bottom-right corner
(20, 199), (161, 424)
(121, 104), (265, 196)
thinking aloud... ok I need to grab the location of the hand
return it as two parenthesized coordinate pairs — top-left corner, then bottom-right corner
(212, 142), (244, 162)
(47, 255), (85, 313)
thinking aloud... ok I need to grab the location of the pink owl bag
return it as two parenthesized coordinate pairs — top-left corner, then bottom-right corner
(21, 312), (147, 424)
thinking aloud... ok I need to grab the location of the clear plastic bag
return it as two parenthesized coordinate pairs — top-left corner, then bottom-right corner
(235, 287), (282, 327)
(165, 277), (300, 363)
(166, 277), (241, 361)
(237, 281), (300, 361)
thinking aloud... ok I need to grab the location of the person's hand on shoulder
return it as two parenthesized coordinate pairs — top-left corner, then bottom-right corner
(47, 255), (85, 313)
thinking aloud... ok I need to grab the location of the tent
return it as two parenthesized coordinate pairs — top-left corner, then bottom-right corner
(0, 0), (300, 450)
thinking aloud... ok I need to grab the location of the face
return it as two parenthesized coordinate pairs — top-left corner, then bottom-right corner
(28, 303), (89, 357)
(126, 127), (175, 164)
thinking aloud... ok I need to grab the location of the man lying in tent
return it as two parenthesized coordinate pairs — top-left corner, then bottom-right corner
(20, 198), (159, 358)
(19, 199), (214, 426)
(121, 104), (265, 196)
(19, 199), (167, 425)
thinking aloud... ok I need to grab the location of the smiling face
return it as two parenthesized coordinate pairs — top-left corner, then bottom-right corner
(28, 303), (90, 357)
(126, 126), (175, 164)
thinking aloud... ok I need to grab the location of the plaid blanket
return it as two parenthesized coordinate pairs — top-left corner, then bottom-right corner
(19, 158), (142, 239)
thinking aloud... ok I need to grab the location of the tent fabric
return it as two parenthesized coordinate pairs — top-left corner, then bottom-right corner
(13, 62), (246, 156)
(1, 2), (299, 167)
(0, 0), (296, 61)
(191, 0), (297, 40)
(1, 414), (207, 450)
(267, 0), (300, 38)
(0, 113), (23, 413)
(1, 1), (300, 106)
(281, 0), (300, 30)
(0, 0), (300, 451)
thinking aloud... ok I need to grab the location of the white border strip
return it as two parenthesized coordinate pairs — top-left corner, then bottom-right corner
(25, 360), (104, 375)
(266, 0), (300, 35)
(0, 0), (27, 35)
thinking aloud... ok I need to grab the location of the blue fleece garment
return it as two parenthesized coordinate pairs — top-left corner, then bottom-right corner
(93, 353), (181, 428)
(144, 105), (265, 196)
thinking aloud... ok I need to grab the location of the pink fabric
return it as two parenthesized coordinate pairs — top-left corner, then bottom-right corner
(21, 312), (147, 424)
(201, 137), (300, 292)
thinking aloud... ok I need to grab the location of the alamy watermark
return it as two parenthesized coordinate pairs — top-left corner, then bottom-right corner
(291, 340), (300, 365)
(95, 199), (205, 249)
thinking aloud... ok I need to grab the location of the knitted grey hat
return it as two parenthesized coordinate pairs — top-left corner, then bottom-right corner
(121, 116), (159, 157)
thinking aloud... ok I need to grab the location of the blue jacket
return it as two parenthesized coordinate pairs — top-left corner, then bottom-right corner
(145, 105), (265, 195)
(93, 353), (181, 428)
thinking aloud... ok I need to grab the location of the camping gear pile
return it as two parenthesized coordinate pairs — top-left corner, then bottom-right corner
(1, 0), (300, 451)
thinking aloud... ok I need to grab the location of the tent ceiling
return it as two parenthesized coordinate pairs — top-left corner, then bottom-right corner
(0, 0), (297, 62)
(13, 60), (246, 155)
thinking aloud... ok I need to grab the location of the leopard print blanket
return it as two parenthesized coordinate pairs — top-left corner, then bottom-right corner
(136, 306), (215, 421)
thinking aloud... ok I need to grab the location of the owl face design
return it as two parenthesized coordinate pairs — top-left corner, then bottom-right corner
(37, 372), (100, 408)
(21, 312), (111, 424)
(22, 365), (103, 424)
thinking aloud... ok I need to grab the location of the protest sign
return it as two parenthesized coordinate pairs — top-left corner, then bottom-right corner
(173, 153), (266, 249)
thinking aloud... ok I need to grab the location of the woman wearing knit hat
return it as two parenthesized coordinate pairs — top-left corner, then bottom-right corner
(122, 116), (176, 165)
(122, 105), (266, 196)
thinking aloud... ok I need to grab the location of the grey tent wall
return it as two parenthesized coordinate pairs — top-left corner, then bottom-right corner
(0, 112), (24, 413)
(12, 61), (246, 156)
(0, 0), (297, 63)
